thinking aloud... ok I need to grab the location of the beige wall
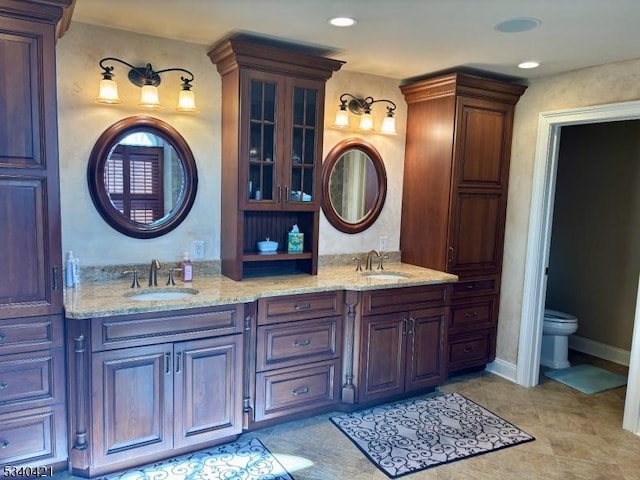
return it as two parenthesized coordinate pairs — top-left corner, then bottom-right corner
(499, 58), (640, 364)
(56, 22), (406, 266)
(545, 121), (640, 351)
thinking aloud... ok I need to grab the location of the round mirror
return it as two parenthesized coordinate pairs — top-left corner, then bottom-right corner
(321, 138), (387, 234)
(87, 116), (198, 239)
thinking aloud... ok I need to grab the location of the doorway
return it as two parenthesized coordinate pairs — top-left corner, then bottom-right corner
(516, 100), (640, 435)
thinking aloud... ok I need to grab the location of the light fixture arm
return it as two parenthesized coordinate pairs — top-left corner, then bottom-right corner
(98, 57), (195, 88)
(338, 93), (396, 115)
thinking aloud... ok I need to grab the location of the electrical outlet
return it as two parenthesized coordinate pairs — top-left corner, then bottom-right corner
(379, 235), (388, 252)
(192, 240), (205, 260)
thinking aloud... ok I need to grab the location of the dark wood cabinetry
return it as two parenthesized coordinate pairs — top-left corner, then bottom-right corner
(66, 306), (244, 477)
(253, 292), (343, 423)
(399, 73), (525, 374)
(357, 286), (447, 403)
(0, 0), (71, 469)
(209, 36), (342, 280)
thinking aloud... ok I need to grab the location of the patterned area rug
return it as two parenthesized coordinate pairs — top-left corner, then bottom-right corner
(102, 438), (293, 480)
(331, 392), (534, 478)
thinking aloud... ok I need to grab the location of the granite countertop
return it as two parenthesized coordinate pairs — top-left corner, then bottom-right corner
(64, 263), (458, 319)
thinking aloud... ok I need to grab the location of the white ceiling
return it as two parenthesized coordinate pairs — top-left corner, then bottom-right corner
(72, 0), (640, 81)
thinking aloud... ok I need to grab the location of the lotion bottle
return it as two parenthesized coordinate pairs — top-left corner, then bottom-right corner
(181, 252), (193, 282)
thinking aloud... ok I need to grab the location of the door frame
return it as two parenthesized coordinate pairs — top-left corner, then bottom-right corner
(516, 99), (640, 434)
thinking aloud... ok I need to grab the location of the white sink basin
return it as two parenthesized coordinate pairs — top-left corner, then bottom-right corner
(364, 272), (410, 280)
(125, 288), (199, 301)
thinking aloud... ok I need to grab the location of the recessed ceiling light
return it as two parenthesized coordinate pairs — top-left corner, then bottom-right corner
(329, 16), (357, 27)
(494, 17), (541, 33)
(518, 61), (540, 69)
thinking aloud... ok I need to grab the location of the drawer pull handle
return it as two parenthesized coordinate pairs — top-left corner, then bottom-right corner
(293, 339), (311, 347)
(292, 386), (309, 396)
(0, 440), (8, 448)
(465, 312), (479, 318)
(0, 383), (7, 390)
(165, 352), (171, 375)
(466, 284), (477, 290)
(175, 352), (182, 374)
(294, 303), (311, 311)
(463, 347), (475, 354)
(0, 334), (5, 341)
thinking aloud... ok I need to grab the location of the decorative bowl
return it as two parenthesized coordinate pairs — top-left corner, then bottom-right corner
(257, 238), (278, 252)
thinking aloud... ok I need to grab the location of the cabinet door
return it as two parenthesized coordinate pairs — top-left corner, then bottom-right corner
(405, 307), (446, 392)
(359, 313), (406, 403)
(173, 335), (243, 448)
(453, 97), (513, 189)
(448, 192), (504, 275)
(0, 17), (62, 319)
(283, 77), (324, 209)
(91, 344), (173, 468)
(241, 70), (283, 209)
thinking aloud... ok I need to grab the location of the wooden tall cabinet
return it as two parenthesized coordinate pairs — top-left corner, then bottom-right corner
(209, 36), (343, 280)
(399, 72), (526, 374)
(0, 0), (71, 469)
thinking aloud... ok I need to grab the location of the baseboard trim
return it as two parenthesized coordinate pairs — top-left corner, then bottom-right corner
(569, 335), (631, 367)
(485, 358), (517, 382)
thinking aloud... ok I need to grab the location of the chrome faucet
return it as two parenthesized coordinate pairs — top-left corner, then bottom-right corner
(365, 249), (381, 271)
(148, 259), (161, 286)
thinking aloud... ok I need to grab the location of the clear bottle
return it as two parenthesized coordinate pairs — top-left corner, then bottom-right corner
(65, 251), (75, 288)
(181, 252), (193, 282)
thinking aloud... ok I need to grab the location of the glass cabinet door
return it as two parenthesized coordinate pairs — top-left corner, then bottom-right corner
(289, 85), (318, 204)
(248, 79), (277, 203)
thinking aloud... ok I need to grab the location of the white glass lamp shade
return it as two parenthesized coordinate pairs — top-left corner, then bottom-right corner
(358, 111), (374, 131)
(176, 88), (198, 112)
(139, 85), (162, 109)
(96, 78), (122, 104)
(380, 114), (397, 135)
(333, 107), (350, 128)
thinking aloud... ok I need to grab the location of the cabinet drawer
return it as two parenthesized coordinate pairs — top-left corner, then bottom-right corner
(258, 291), (343, 325)
(0, 349), (64, 413)
(0, 404), (67, 467)
(361, 285), (446, 316)
(449, 277), (498, 299)
(0, 316), (63, 355)
(256, 316), (341, 371)
(92, 304), (242, 351)
(254, 360), (339, 421)
(447, 330), (495, 372)
(449, 297), (495, 332)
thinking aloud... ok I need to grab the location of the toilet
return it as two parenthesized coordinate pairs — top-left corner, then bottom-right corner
(540, 309), (579, 369)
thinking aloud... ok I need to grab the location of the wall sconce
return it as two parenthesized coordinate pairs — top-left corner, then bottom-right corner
(333, 93), (397, 135)
(96, 57), (198, 113)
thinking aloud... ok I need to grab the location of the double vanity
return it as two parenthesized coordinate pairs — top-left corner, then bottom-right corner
(64, 263), (459, 476)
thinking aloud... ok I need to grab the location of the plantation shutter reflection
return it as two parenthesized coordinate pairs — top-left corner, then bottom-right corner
(105, 145), (164, 222)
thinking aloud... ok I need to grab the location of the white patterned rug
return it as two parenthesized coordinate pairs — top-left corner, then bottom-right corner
(331, 392), (534, 478)
(102, 438), (293, 480)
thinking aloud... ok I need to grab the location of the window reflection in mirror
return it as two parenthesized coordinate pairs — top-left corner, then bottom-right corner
(105, 132), (185, 224)
(321, 138), (387, 234)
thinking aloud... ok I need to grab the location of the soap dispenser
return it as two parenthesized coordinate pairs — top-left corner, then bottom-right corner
(181, 252), (193, 282)
(65, 251), (75, 288)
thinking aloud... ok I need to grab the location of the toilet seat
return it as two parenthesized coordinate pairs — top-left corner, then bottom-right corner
(544, 308), (577, 323)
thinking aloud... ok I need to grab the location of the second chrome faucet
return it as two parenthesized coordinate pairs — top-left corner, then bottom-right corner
(148, 259), (161, 286)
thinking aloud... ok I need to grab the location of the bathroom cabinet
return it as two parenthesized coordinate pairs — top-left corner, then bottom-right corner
(66, 305), (244, 477)
(209, 36), (343, 280)
(357, 285), (447, 403)
(253, 291), (343, 423)
(0, 0), (72, 470)
(399, 72), (526, 374)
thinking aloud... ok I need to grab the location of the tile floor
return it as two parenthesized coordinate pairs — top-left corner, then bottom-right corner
(55, 351), (640, 480)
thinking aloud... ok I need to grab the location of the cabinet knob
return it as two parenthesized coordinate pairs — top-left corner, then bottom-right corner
(465, 312), (479, 319)
(0, 440), (8, 448)
(0, 383), (7, 390)
(463, 346), (475, 354)
(0, 333), (5, 341)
